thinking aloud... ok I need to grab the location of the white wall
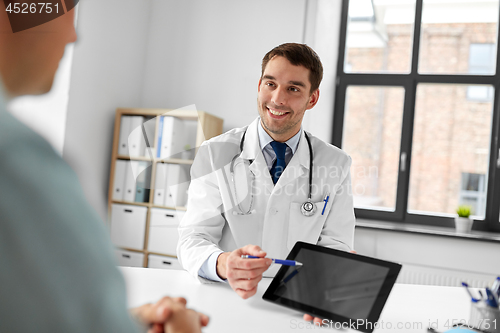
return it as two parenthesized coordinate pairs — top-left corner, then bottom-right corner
(64, 0), (152, 221)
(141, 0), (307, 132)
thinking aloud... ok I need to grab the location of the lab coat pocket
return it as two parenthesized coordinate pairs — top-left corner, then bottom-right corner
(287, 201), (327, 251)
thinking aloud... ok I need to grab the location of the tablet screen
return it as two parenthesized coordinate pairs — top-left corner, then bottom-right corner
(263, 242), (401, 333)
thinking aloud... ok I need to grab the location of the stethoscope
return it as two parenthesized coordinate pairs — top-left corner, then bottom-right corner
(229, 129), (316, 217)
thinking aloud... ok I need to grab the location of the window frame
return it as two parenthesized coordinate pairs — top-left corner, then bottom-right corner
(333, 0), (500, 232)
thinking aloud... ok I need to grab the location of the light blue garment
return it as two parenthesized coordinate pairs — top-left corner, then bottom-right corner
(0, 89), (141, 332)
(197, 119), (302, 282)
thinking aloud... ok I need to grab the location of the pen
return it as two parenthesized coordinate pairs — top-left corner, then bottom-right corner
(461, 282), (480, 303)
(322, 193), (330, 216)
(241, 255), (303, 267)
(485, 287), (499, 308)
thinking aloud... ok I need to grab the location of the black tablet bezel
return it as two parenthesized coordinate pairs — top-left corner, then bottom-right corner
(262, 242), (402, 333)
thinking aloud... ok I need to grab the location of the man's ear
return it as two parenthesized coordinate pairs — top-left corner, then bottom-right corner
(258, 78), (262, 92)
(307, 89), (320, 110)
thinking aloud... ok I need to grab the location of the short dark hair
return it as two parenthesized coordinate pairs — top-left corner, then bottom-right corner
(261, 43), (323, 94)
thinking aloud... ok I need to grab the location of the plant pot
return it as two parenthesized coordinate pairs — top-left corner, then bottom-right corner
(181, 150), (193, 160)
(454, 217), (473, 233)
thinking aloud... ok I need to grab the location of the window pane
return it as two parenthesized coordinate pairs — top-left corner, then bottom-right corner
(342, 86), (405, 211)
(345, 0), (416, 74)
(418, 0), (499, 75)
(409, 84), (493, 218)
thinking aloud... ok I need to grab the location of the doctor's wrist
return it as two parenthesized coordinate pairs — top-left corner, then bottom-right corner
(216, 252), (229, 280)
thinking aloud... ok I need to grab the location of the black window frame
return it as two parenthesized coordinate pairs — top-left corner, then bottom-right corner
(332, 0), (500, 232)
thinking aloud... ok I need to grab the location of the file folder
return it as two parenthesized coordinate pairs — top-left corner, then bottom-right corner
(154, 163), (168, 206)
(134, 161), (151, 203)
(159, 116), (187, 159)
(128, 116), (145, 157)
(118, 116), (131, 156)
(142, 117), (156, 158)
(112, 160), (127, 201)
(123, 161), (138, 202)
(164, 164), (190, 207)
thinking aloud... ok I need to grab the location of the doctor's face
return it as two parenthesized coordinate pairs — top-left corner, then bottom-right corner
(257, 56), (319, 142)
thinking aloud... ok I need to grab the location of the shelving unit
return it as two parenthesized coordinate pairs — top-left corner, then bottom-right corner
(108, 108), (223, 268)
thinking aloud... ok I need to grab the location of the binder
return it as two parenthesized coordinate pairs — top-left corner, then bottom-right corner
(154, 163), (167, 206)
(123, 161), (138, 202)
(128, 116), (145, 157)
(112, 160), (127, 201)
(118, 116), (131, 156)
(142, 117), (156, 158)
(134, 161), (151, 203)
(156, 116), (164, 158)
(159, 116), (186, 159)
(164, 164), (190, 207)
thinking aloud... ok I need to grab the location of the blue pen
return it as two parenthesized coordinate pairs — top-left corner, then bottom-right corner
(485, 287), (499, 308)
(492, 277), (500, 297)
(322, 193), (330, 216)
(241, 255), (303, 266)
(461, 282), (480, 303)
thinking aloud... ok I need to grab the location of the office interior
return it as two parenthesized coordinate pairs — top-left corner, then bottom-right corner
(8, 0), (499, 288)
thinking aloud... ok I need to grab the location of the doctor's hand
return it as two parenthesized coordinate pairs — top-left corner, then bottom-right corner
(216, 244), (272, 299)
(130, 296), (209, 333)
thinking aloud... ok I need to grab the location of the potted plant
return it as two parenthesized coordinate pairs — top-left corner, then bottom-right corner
(455, 205), (473, 233)
(181, 144), (192, 160)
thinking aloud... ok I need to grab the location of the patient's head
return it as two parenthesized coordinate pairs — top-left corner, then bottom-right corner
(0, 0), (76, 97)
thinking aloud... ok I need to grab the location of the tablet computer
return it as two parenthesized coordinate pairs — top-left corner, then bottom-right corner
(262, 242), (402, 333)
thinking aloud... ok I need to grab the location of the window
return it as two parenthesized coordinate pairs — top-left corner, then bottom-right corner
(334, 0), (500, 232)
(466, 43), (495, 101)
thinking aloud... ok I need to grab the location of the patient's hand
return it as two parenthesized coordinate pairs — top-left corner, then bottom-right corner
(130, 296), (209, 333)
(303, 314), (326, 326)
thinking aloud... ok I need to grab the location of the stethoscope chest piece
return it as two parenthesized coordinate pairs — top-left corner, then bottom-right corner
(301, 200), (317, 217)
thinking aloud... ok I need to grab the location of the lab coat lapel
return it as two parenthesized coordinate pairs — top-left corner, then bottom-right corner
(240, 118), (274, 195)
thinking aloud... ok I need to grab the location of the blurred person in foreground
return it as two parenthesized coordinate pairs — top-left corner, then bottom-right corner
(0, 2), (208, 332)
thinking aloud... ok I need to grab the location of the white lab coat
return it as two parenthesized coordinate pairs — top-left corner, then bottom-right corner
(177, 118), (355, 282)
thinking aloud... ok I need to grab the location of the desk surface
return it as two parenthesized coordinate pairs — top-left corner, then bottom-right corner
(121, 267), (472, 333)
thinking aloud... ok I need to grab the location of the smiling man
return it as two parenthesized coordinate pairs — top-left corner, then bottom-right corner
(178, 42), (355, 311)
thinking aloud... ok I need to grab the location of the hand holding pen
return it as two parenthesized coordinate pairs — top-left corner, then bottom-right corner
(217, 245), (272, 300)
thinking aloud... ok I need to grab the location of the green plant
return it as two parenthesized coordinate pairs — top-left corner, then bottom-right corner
(184, 144), (191, 151)
(456, 205), (472, 218)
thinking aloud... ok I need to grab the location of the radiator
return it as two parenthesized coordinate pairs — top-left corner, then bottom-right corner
(396, 264), (495, 288)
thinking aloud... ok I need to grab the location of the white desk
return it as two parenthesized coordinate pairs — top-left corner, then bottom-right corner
(121, 267), (472, 333)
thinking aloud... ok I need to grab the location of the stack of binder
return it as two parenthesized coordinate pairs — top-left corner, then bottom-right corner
(154, 163), (190, 207)
(113, 160), (151, 203)
(118, 116), (156, 157)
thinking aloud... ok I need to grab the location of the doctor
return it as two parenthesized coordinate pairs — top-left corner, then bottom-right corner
(178, 43), (355, 301)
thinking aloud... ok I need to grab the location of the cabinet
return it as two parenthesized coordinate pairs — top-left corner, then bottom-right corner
(108, 108), (223, 267)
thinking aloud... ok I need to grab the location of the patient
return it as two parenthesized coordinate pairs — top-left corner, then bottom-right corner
(0, 2), (207, 332)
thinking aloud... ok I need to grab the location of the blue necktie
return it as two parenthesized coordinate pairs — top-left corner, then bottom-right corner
(270, 141), (288, 184)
